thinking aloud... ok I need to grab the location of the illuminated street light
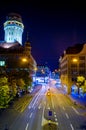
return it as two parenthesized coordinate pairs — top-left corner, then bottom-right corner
(22, 58), (28, 62)
(20, 57), (28, 68)
(72, 58), (78, 63)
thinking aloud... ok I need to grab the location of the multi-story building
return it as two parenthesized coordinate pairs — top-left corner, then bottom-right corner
(59, 43), (86, 94)
(0, 13), (37, 75)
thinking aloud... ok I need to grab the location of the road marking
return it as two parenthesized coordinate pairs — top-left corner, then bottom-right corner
(72, 106), (79, 115)
(48, 107), (50, 109)
(63, 106), (65, 110)
(25, 123), (29, 130)
(54, 114), (57, 117)
(55, 118), (58, 121)
(54, 111), (56, 114)
(30, 113), (32, 118)
(65, 113), (69, 119)
(38, 105), (41, 109)
(70, 123), (74, 130)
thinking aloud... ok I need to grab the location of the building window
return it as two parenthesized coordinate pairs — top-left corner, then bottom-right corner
(79, 70), (85, 75)
(0, 61), (5, 66)
(79, 56), (85, 60)
(71, 64), (77, 68)
(79, 63), (85, 68)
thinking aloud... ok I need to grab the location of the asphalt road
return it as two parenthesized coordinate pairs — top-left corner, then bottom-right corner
(1, 80), (86, 130)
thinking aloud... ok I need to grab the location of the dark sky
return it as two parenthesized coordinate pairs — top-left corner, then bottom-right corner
(0, 1), (86, 71)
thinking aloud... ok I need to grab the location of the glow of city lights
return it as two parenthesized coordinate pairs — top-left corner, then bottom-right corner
(22, 58), (27, 62)
(72, 58), (78, 63)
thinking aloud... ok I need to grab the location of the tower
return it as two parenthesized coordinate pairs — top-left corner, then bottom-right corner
(24, 32), (31, 54)
(4, 13), (24, 45)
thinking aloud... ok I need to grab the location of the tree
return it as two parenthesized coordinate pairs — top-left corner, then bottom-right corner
(16, 78), (25, 90)
(0, 77), (11, 108)
(15, 70), (33, 92)
(76, 76), (85, 95)
(81, 80), (86, 94)
(24, 76), (32, 92)
(7, 69), (33, 93)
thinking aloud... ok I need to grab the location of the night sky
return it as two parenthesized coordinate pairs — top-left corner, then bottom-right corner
(0, 1), (86, 71)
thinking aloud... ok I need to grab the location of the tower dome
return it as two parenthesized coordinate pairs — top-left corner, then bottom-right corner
(6, 13), (23, 22)
(4, 13), (24, 45)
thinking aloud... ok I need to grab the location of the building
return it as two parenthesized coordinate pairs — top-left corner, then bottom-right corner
(59, 43), (86, 94)
(33, 65), (51, 83)
(0, 13), (37, 76)
(4, 13), (24, 45)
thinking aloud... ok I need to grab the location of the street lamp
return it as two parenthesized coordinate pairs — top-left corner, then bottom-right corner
(22, 58), (28, 62)
(72, 58), (78, 63)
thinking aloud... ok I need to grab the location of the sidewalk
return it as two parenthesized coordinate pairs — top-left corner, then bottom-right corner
(68, 93), (86, 108)
(58, 87), (86, 108)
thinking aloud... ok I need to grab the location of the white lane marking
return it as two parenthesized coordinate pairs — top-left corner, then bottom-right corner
(54, 114), (57, 117)
(38, 105), (41, 109)
(30, 113), (32, 118)
(63, 106), (65, 110)
(55, 118), (58, 121)
(70, 123), (74, 130)
(48, 107), (50, 109)
(65, 113), (69, 119)
(25, 123), (29, 130)
(72, 106), (79, 115)
(54, 111), (56, 114)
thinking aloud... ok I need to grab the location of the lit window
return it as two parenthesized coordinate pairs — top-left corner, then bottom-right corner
(0, 61), (5, 66)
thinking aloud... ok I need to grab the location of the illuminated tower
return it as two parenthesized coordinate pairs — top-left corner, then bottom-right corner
(4, 13), (24, 45)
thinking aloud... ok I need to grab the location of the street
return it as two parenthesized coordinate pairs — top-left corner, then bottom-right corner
(1, 80), (86, 130)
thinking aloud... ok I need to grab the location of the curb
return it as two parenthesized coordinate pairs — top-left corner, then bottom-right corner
(66, 95), (86, 109)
